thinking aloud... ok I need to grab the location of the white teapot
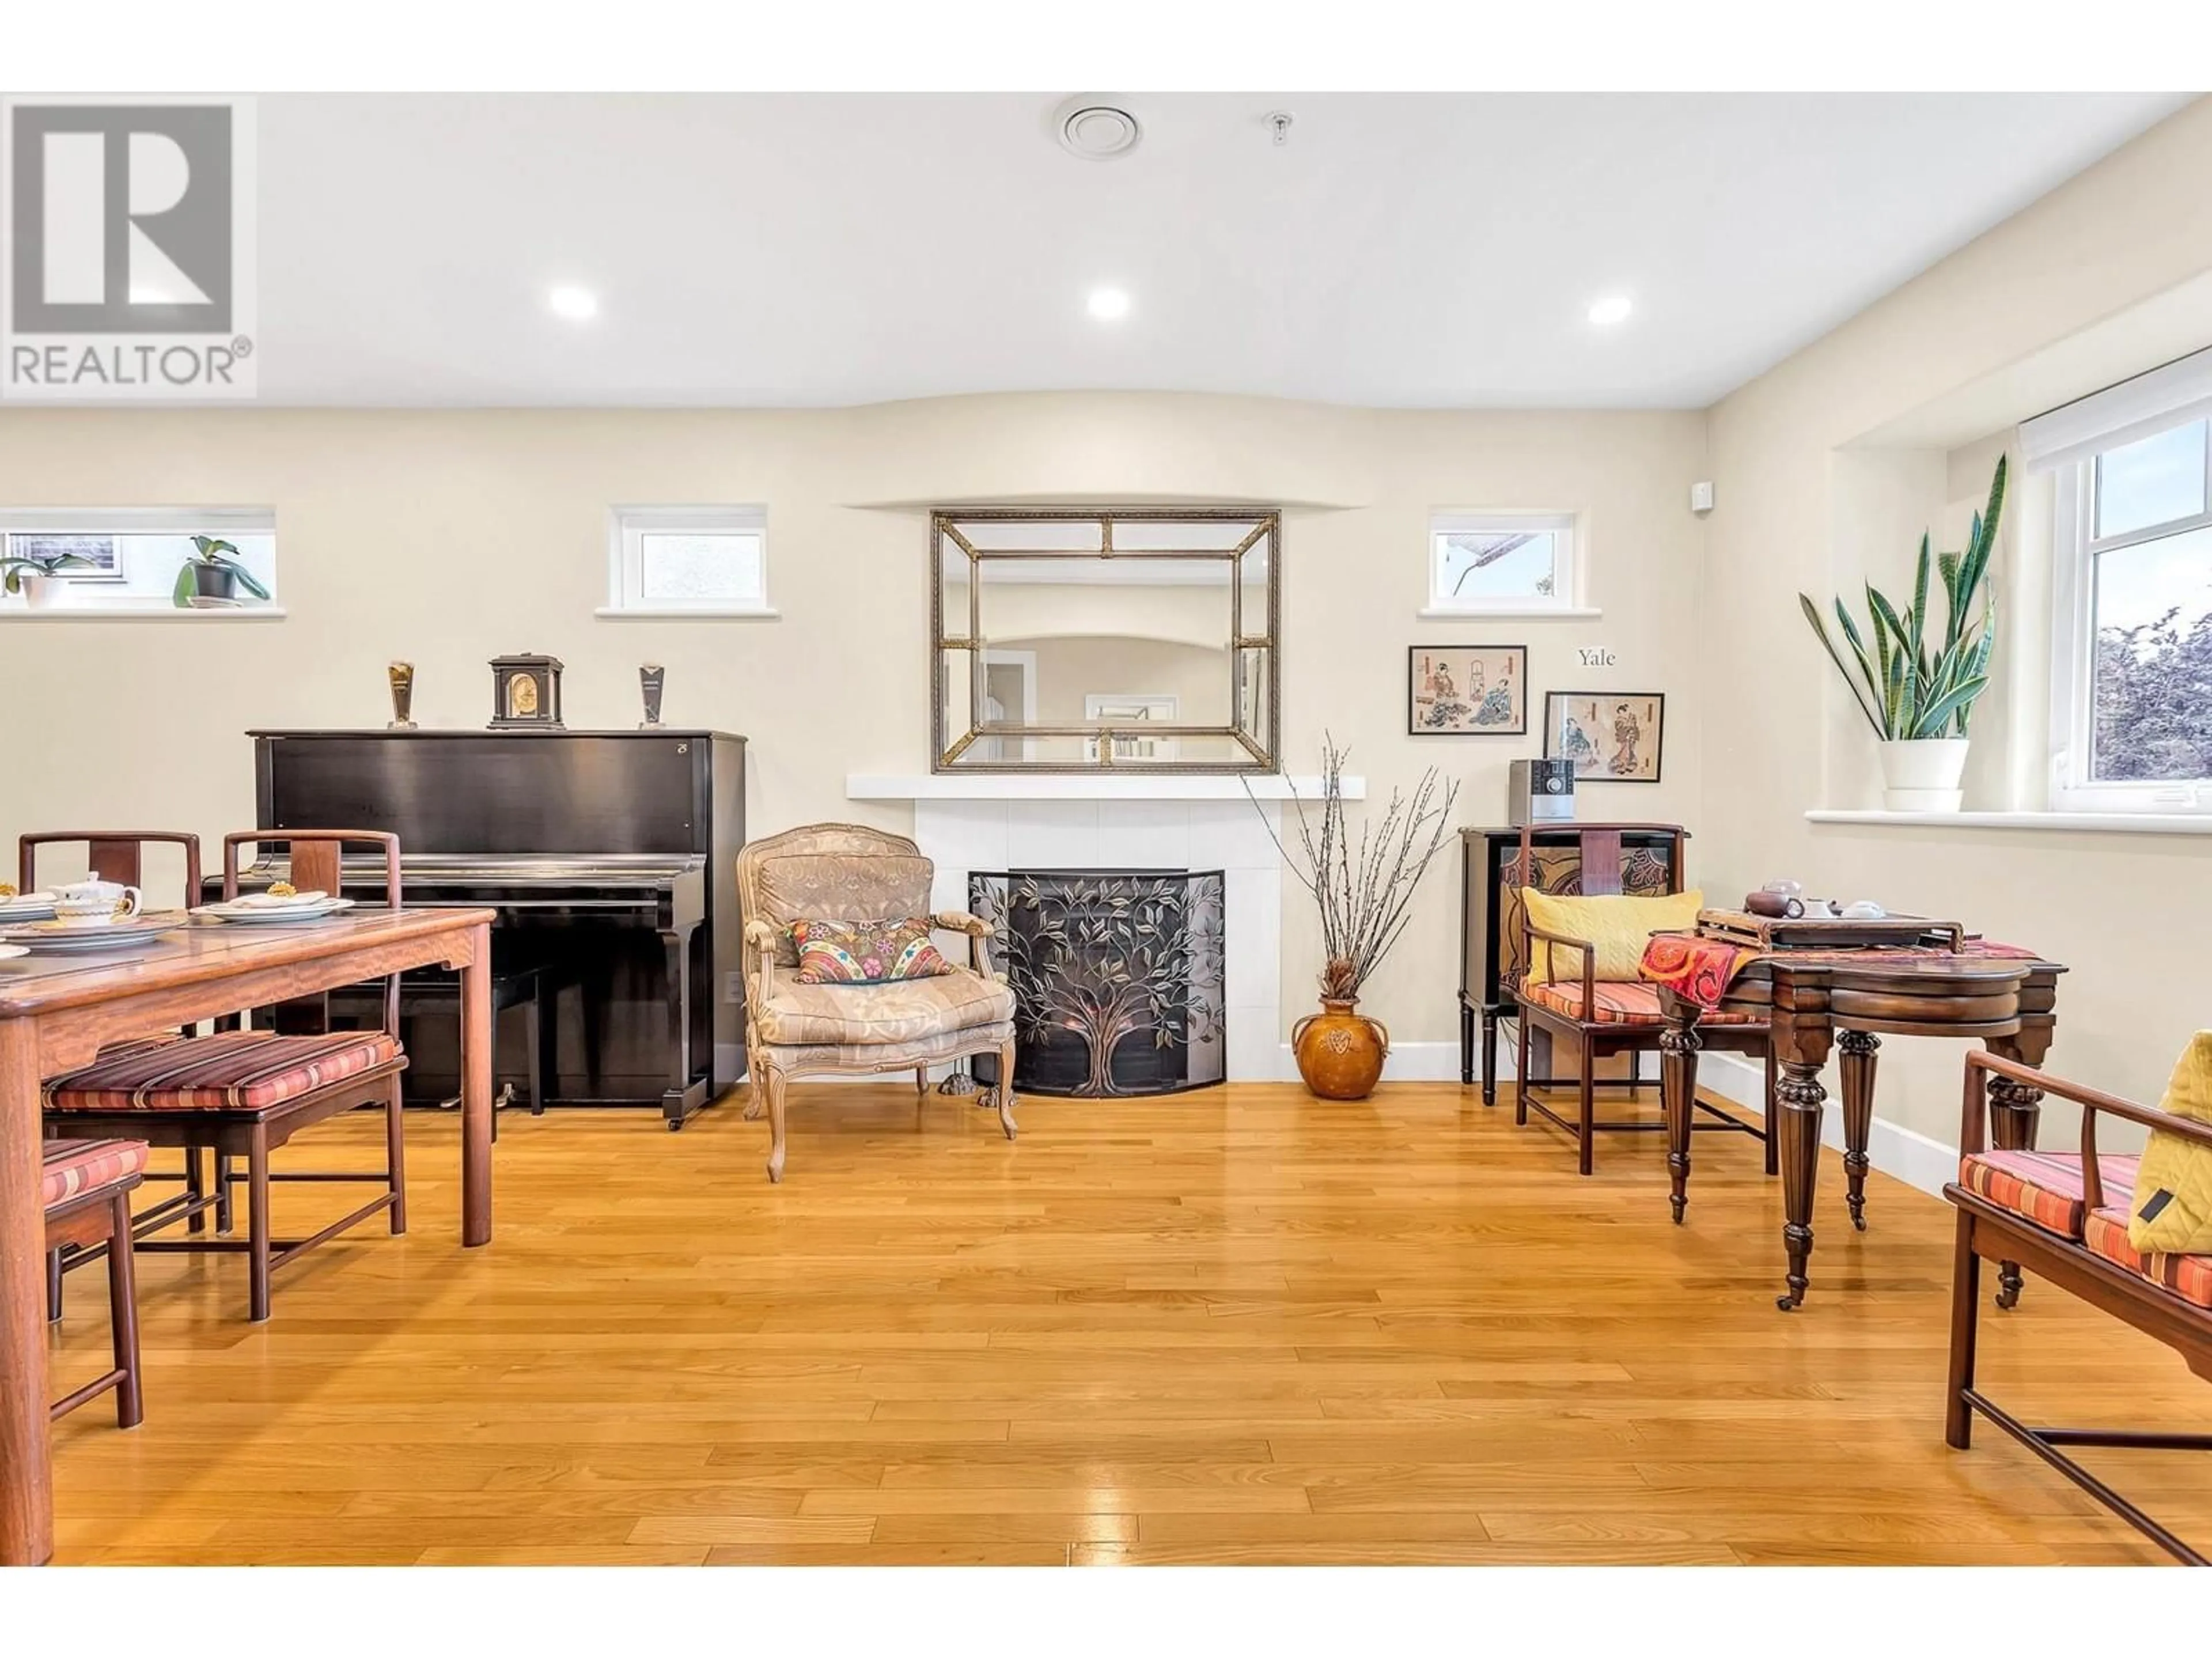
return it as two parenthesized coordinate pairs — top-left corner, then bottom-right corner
(51, 878), (143, 927)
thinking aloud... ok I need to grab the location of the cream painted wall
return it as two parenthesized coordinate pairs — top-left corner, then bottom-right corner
(10, 96), (2205, 1115)
(1704, 97), (2212, 1141)
(0, 396), (1711, 1053)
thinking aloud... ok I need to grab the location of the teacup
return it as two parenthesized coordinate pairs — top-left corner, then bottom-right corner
(52, 879), (143, 929)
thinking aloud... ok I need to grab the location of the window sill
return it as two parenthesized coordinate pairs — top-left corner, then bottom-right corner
(1416, 605), (1601, 621)
(0, 605), (286, 621)
(1806, 808), (2212, 838)
(594, 605), (779, 620)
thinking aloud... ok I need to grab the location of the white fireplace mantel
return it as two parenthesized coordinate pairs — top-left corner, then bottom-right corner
(847, 773), (1364, 802)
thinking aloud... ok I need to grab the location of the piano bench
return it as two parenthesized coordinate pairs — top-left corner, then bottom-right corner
(395, 964), (555, 1120)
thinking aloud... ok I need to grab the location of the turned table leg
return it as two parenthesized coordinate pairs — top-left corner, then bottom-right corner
(1774, 1058), (1828, 1311)
(1838, 1030), (1880, 1231)
(1659, 1014), (1701, 1224)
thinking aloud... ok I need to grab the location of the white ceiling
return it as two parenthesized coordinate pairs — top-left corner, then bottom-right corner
(251, 92), (2192, 410)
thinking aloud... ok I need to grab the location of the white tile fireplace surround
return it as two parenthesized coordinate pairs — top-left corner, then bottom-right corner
(847, 775), (1365, 1083)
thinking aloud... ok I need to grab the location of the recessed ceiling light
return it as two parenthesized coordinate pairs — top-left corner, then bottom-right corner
(548, 285), (599, 321)
(1588, 294), (1634, 327)
(1087, 287), (1132, 323)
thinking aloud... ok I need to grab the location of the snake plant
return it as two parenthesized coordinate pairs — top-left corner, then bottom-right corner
(1800, 455), (2005, 741)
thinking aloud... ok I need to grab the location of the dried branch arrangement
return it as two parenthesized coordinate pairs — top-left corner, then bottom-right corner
(1251, 735), (1461, 1000)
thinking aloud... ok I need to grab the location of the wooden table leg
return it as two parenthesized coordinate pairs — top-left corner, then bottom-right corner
(1838, 1030), (1880, 1232)
(460, 922), (493, 1248)
(1658, 1009), (1700, 1224)
(0, 1018), (55, 1565)
(1775, 1056), (1828, 1311)
(1984, 1033), (2047, 1311)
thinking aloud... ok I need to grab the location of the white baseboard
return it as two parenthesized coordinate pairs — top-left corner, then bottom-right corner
(1263, 1040), (1956, 1198)
(1697, 1051), (1956, 1198)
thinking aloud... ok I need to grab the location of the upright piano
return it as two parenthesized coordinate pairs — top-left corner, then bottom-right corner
(240, 729), (747, 1128)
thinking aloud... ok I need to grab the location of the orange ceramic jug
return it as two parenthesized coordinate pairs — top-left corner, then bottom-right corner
(1291, 998), (1390, 1100)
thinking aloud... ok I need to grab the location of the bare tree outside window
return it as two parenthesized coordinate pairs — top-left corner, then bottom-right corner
(2093, 604), (2212, 781)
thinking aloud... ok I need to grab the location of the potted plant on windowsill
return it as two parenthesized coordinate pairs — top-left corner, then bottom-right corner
(173, 535), (271, 608)
(1, 547), (96, 609)
(1250, 736), (1460, 1099)
(1800, 456), (2005, 812)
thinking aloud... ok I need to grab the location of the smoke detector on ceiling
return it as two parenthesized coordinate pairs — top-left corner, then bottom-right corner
(1055, 96), (1142, 160)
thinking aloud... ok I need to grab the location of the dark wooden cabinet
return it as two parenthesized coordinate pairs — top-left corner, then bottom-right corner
(1455, 823), (1687, 1101)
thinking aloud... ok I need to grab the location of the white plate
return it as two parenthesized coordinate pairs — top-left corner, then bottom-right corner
(0, 944), (28, 960)
(196, 896), (357, 925)
(0, 913), (187, 951)
(0, 891), (57, 919)
(235, 889), (331, 909)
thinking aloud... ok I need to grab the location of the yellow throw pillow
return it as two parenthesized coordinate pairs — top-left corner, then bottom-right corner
(2128, 1031), (2212, 1255)
(1520, 888), (1704, 986)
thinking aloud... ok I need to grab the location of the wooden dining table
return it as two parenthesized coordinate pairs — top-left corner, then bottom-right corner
(0, 904), (498, 1566)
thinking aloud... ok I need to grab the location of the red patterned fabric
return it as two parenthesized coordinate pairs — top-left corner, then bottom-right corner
(1959, 1149), (2140, 1240)
(41, 1137), (150, 1210)
(1524, 978), (1762, 1027)
(2084, 1205), (2212, 1309)
(46, 1030), (401, 1113)
(1640, 930), (2046, 1012)
(1638, 934), (1758, 1009)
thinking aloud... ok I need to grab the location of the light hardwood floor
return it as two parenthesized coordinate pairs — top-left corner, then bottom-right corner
(44, 1079), (2212, 1565)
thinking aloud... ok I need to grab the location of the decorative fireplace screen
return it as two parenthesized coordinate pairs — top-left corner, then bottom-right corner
(969, 868), (1226, 1099)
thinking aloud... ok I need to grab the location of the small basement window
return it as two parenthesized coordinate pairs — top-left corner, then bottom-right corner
(0, 508), (278, 613)
(603, 506), (774, 616)
(1425, 510), (1584, 615)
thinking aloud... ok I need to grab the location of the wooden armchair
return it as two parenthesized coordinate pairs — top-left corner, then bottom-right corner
(1945, 1051), (2212, 1565)
(44, 1138), (148, 1430)
(19, 830), (202, 905)
(1514, 908), (1774, 1179)
(734, 824), (1017, 1183)
(24, 831), (203, 1319)
(43, 830), (411, 1321)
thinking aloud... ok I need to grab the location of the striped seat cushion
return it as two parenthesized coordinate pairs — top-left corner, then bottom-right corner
(2084, 1205), (2212, 1309)
(42, 1137), (150, 1210)
(1958, 1149), (2141, 1240)
(46, 1030), (402, 1113)
(1522, 979), (1763, 1027)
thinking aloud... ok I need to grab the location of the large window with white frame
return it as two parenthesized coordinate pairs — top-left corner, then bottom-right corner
(603, 506), (772, 616)
(0, 508), (278, 613)
(2045, 396), (2212, 814)
(1425, 510), (1581, 615)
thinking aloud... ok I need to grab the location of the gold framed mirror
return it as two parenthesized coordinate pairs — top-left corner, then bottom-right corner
(931, 506), (1280, 774)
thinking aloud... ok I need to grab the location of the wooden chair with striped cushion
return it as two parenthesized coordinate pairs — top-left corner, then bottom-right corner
(22, 832), (208, 1312)
(44, 1138), (149, 1429)
(1514, 902), (1777, 1180)
(43, 831), (411, 1323)
(1946, 1051), (2212, 1565)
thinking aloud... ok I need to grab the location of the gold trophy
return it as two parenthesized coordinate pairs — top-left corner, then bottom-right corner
(387, 662), (418, 730)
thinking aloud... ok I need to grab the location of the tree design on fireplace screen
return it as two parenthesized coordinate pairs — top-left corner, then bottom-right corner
(969, 869), (1226, 1098)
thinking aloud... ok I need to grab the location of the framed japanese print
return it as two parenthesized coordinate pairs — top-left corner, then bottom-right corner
(1407, 645), (1528, 736)
(1544, 690), (1664, 783)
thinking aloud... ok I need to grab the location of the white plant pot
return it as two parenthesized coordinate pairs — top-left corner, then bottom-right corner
(20, 575), (65, 611)
(1879, 737), (1969, 812)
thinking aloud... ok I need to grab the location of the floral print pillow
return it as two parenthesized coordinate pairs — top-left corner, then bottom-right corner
(790, 916), (953, 985)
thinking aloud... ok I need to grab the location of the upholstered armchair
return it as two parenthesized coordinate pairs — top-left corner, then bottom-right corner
(735, 823), (1017, 1181)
